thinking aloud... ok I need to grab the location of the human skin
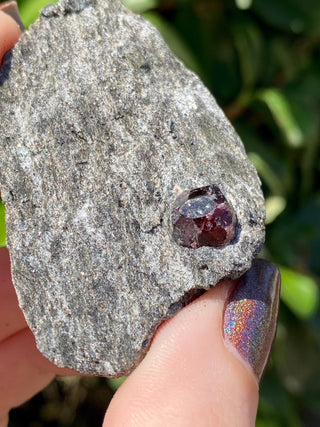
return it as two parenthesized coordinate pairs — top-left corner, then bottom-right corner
(0, 8), (21, 61)
(0, 8), (259, 426)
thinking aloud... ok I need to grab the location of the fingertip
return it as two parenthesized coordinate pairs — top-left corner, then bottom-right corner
(0, 9), (22, 65)
(0, 328), (55, 417)
(0, 2), (24, 31)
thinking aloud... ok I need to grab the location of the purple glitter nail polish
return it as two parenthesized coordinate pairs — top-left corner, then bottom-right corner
(223, 259), (281, 381)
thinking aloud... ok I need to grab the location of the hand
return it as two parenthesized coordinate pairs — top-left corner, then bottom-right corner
(0, 241), (260, 426)
(0, 4), (280, 426)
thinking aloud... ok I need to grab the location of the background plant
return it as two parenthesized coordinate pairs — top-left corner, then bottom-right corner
(3, 0), (320, 425)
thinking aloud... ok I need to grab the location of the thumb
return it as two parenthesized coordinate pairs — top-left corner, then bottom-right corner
(104, 260), (280, 426)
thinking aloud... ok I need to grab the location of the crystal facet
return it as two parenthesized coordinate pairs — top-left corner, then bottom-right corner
(172, 186), (237, 249)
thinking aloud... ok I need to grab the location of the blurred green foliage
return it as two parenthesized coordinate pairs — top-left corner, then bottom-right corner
(0, 202), (6, 246)
(5, 0), (320, 425)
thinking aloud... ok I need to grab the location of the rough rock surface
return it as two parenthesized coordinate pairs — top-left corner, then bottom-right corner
(0, 0), (265, 376)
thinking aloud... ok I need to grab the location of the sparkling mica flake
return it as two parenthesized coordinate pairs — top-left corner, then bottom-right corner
(172, 185), (237, 249)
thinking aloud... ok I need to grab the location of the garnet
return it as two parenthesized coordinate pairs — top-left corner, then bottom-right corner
(172, 185), (237, 249)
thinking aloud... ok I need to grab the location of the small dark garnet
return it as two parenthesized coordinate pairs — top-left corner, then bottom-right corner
(172, 185), (237, 249)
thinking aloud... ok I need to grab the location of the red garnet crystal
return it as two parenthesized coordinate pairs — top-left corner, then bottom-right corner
(172, 185), (237, 249)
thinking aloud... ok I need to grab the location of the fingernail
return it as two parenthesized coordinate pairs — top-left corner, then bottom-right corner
(223, 259), (281, 381)
(0, 1), (24, 31)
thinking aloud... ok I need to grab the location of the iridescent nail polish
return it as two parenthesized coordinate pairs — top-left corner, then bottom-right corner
(223, 259), (281, 381)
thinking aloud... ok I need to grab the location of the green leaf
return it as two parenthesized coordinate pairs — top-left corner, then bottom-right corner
(235, 0), (253, 10)
(256, 88), (304, 148)
(143, 12), (202, 76)
(18, 0), (58, 28)
(232, 17), (263, 89)
(107, 376), (127, 392)
(265, 196), (286, 224)
(122, 0), (159, 14)
(247, 152), (286, 196)
(236, 122), (291, 194)
(252, 0), (319, 33)
(258, 370), (303, 427)
(280, 266), (319, 319)
(0, 202), (6, 247)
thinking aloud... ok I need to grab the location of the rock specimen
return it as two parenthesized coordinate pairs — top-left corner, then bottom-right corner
(0, 0), (265, 376)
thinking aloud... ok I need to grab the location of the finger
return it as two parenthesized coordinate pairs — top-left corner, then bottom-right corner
(0, 248), (27, 341)
(0, 326), (80, 423)
(105, 261), (280, 426)
(0, 4), (23, 64)
(0, 249), (77, 378)
(0, 328), (55, 421)
(0, 2), (24, 31)
(0, 249), (79, 423)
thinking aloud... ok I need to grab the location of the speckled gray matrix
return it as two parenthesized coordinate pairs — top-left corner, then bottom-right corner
(0, 0), (265, 376)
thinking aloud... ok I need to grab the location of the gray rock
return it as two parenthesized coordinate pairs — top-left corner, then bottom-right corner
(0, 0), (265, 376)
